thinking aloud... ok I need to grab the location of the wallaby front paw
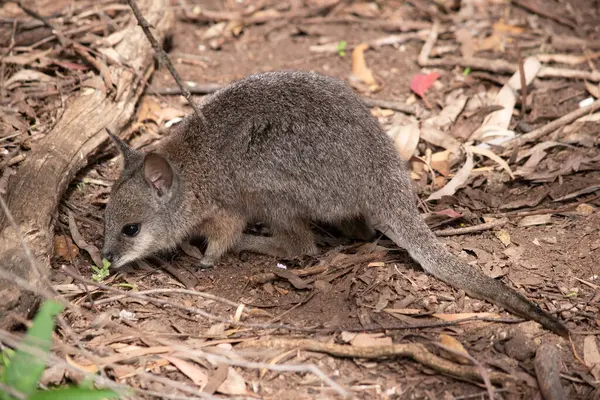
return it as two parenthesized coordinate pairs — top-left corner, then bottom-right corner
(198, 257), (215, 268)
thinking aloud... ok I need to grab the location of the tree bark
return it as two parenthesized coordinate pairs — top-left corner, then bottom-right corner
(0, 0), (173, 329)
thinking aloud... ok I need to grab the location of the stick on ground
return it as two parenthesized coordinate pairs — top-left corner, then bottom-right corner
(124, 0), (205, 123)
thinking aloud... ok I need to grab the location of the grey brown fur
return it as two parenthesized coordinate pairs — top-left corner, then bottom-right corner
(103, 71), (568, 337)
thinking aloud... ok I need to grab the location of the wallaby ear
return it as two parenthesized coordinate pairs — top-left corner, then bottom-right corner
(143, 153), (174, 197)
(106, 128), (138, 169)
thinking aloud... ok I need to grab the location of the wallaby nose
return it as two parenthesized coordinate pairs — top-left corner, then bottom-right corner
(102, 249), (114, 262)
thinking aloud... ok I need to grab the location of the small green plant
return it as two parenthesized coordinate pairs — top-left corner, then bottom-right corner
(336, 40), (348, 57)
(463, 67), (471, 76)
(92, 258), (111, 282)
(76, 182), (86, 192)
(0, 300), (120, 400)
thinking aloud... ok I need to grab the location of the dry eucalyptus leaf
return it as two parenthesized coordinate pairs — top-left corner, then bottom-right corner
(5, 69), (53, 87)
(584, 336), (600, 368)
(351, 333), (393, 347)
(387, 121), (420, 160)
(439, 334), (470, 364)
(495, 229), (511, 247)
(421, 123), (461, 153)
(163, 356), (208, 387)
(350, 43), (380, 91)
(427, 148), (474, 201)
(519, 214), (552, 227)
(432, 312), (501, 321)
(471, 57), (541, 144)
(217, 367), (247, 395)
(430, 150), (452, 176)
(467, 145), (514, 179)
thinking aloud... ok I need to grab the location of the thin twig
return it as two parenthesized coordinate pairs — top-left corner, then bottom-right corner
(516, 46), (527, 120)
(435, 218), (508, 237)
(124, 0), (205, 122)
(503, 98), (600, 149)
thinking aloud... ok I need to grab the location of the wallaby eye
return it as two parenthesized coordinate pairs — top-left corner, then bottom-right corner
(122, 224), (140, 237)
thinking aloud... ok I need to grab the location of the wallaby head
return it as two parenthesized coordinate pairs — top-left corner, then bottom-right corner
(102, 129), (183, 268)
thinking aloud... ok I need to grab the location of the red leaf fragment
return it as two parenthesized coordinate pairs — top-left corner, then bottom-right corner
(410, 72), (440, 98)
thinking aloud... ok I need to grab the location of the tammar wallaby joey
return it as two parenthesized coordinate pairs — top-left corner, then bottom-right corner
(103, 71), (568, 337)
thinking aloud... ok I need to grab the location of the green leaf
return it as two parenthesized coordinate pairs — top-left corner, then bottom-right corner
(29, 388), (120, 400)
(1, 300), (64, 397)
(336, 40), (347, 57)
(102, 259), (111, 269)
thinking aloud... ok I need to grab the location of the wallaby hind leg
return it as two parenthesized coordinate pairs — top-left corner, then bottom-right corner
(337, 215), (377, 242)
(233, 218), (318, 258)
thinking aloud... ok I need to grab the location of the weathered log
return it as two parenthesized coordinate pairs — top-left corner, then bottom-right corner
(0, 0), (173, 329)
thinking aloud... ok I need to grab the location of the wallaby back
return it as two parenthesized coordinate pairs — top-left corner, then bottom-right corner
(103, 70), (568, 337)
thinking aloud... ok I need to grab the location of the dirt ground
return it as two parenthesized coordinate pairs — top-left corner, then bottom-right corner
(3, 0), (600, 399)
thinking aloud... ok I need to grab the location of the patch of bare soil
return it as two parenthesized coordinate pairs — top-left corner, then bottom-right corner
(3, 0), (600, 399)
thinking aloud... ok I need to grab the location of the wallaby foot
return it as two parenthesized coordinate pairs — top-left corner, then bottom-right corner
(233, 219), (317, 258)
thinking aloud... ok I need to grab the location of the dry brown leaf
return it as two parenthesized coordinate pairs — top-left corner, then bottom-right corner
(54, 235), (79, 261)
(430, 150), (452, 176)
(495, 229), (511, 247)
(351, 43), (380, 91)
(346, 2), (380, 18)
(163, 356), (208, 387)
(584, 336), (600, 368)
(67, 211), (102, 267)
(65, 355), (98, 373)
(467, 145), (514, 179)
(387, 121), (420, 160)
(428, 94), (468, 129)
(427, 148), (474, 201)
(519, 214), (552, 227)
(98, 29), (128, 47)
(455, 28), (474, 59)
(201, 22), (227, 40)
(420, 123), (461, 152)
(439, 334), (470, 364)
(432, 312), (501, 321)
(493, 21), (525, 35)
(351, 333), (393, 347)
(5, 69), (53, 87)
(576, 203), (595, 215)
(537, 53), (596, 65)
(217, 367), (247, 395)
(471, 57), (541, 144)
(2, 49), (52, 65)
(137, 97), (185, 128)
(260, 349), (297, 378)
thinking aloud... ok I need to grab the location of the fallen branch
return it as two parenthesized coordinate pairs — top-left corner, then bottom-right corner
(503, 98), (600, 149)
(435, 218), (508, 237)
(0, 0), (173, 329)
(239, 337), (514, 386)
(534, 344), (567, 400)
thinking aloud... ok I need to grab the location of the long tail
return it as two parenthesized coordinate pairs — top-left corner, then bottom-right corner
(377, 217), (569, 337)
